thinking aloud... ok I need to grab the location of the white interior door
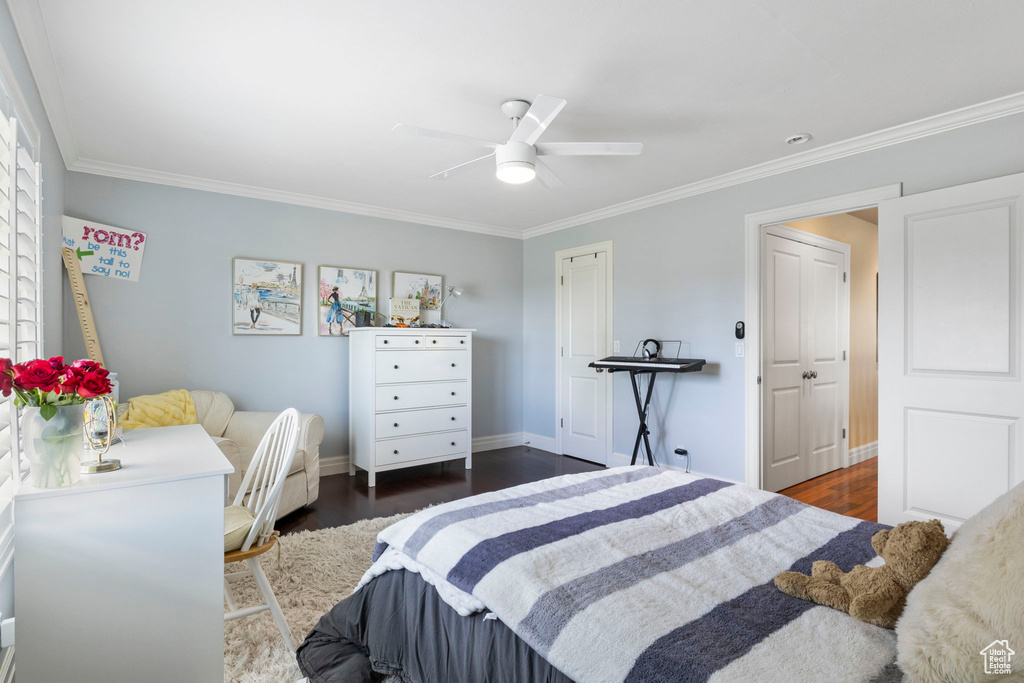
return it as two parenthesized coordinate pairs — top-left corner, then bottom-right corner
(559, 251), (609, 464)
(879, 172), (1024, 530)
(763, 230), (849, 492)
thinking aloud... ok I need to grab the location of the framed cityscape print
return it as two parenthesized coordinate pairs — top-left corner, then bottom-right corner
(319, 265), (377, 336)
(232, 258), (303, 335)
(392, 271), (443, 310)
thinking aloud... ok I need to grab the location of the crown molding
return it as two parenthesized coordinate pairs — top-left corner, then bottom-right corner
(521, 89), (1024, 239)
(68, 157), (522, 239)
(5, 0), (79, 167)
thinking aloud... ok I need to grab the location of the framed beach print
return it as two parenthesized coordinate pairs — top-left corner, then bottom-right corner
(319, 265), (377, 336)
(392, 271), (443, 311)
(232, 258), (303, 335)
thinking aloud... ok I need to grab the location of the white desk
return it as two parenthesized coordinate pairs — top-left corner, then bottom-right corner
(14, 424), (233, 683)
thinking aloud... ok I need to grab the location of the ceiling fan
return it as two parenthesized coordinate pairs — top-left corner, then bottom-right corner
(393, 95), (642, 188)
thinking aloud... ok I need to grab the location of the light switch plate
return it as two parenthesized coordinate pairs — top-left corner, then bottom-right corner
(613, 340), (620, 353)
(735, 342), (745, 357)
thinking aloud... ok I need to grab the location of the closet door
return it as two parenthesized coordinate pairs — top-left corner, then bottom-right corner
(805, 245), (847, 480)
(763, 234), (810, 491)
(763, 231), (849, 491)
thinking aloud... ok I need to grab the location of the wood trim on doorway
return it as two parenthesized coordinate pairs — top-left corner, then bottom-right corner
(743, 184), (902, 488)
(554, 240), (614, 460)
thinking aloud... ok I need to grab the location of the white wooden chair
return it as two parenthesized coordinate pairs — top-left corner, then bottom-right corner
(223, 408), (300, 651)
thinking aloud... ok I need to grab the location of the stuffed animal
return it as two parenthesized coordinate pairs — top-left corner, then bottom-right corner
(774, 519), (948, 629)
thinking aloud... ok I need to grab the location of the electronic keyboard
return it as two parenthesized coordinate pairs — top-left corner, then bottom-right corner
(589, 356), (706, 372)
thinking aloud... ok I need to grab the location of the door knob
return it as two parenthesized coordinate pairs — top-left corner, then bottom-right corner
(596, 368), (605, 373)
(801, 371), (810, 379)
(810, 370), (818, 379)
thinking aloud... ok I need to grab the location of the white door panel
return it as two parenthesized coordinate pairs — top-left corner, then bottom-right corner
(763, 231), (849, 491)
(559, 251), (609, 464)
(879, 172), (1024, 530)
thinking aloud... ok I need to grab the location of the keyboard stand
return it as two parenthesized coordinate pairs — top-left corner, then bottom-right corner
(588, 357), (706, 466)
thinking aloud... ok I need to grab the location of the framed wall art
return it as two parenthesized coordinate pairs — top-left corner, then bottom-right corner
(319, 265), (377, 336)
(232, 258), (303, 335)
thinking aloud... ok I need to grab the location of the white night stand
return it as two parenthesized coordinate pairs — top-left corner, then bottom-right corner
(14, 424), (233, 683)
(349, 327), (474, 486)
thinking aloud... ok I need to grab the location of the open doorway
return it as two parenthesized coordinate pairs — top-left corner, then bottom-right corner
(744, 185), (900, 524)
(769, 210), (878, 521)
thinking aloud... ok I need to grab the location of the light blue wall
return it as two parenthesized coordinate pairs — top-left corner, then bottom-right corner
(523, 113), (1024, 482)
(63, 172), (524, 461)
(0, 1), (65, 356)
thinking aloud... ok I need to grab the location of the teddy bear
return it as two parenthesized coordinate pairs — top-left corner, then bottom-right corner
(773, 519), (948, 629)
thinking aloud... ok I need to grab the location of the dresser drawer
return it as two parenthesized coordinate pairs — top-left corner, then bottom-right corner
(376, 431), (468, 466)
(375, 381), (466, 411)
(376, 335), (424, 348)
(376, 405), (468, 438)
(425, 335), (468, 348)
(376, 350), (468, 384)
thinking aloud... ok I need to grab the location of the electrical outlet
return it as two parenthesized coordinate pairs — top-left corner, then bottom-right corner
(735, 342), (745, 357)
(613, 340), (620, 353)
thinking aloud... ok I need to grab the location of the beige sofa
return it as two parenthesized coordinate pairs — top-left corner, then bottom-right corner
(190, 390), (324, 519)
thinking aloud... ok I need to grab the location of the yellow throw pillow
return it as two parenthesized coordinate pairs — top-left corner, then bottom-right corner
(224, 505), (255, 552)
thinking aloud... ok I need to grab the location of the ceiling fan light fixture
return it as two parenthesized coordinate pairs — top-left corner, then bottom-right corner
(496, 161), (536, 184)
(495, 141), (537, 184)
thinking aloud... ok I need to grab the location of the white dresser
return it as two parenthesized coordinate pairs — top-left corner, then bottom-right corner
(349, 327), (474, 486)
(14, 424), (232, 683)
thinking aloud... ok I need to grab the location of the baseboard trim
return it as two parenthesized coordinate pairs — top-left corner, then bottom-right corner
(522, 433), (557, 454)
(849, 441), (878, 466)
(319, 455), (350, 476)
(472, 432), (525, 453)
(320, 432), (532, 477)
(610, 452), (745, 484)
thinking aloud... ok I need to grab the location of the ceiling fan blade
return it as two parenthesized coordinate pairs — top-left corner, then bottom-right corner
(393, 124), (499, 149)
(536, 142), (643, 156)
(508, 95), (567, 145)
(428, 153), (495, 180)
(535, 159), (563, 189)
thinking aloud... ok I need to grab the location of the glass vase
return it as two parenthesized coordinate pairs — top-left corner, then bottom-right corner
(22, 404), (84, 488)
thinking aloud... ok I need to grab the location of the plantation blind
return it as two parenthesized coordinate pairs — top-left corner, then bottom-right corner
(0, 112), (41, 496)
(0, 86), (43, 679)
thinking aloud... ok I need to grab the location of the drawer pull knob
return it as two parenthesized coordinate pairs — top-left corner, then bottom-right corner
(451, 392), (456, 396)
(394, 365), (399, 369)
(394, 396), (399, 400)
(394, 450), (399, 455)
(451, 442), (456, 446)
(451, 416), (456, 421)
(432, 339), (437, 344)
(451, 363), (456, 367)
(394, 423), (399, 427)
(460, 340), (465, 344)
(383, 340), (389, 344)
(415, 340), (420, 344)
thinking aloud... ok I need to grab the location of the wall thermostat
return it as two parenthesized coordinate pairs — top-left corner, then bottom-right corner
(735, 321), (745, 340)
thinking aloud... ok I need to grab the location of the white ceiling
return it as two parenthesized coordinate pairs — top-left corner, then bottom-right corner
(10, 0), (1024, 237)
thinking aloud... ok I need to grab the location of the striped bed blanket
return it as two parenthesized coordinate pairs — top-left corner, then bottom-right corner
(356, 467), (899, 683)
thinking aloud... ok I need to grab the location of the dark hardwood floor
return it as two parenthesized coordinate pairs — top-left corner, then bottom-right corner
(277, 445), (603, 535)
(278, 448), (878, 535)
(777, 456), (878, 522)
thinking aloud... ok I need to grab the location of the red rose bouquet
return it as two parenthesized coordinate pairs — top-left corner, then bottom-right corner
(1, 356), (113, 420)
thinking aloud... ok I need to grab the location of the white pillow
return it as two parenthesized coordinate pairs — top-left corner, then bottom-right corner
(896, 481), (1024, 681)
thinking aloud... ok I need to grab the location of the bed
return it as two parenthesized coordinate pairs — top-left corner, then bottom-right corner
(297, 467), (903, 682)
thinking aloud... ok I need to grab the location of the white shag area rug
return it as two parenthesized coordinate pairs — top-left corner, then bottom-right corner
(225, 512), (411, 683)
